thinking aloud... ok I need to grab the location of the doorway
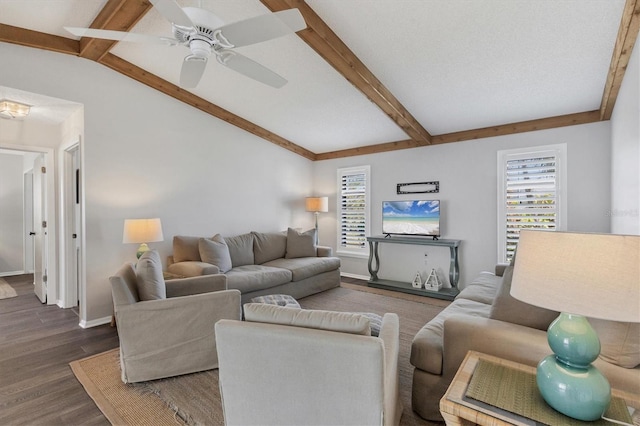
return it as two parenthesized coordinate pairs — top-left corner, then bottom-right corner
(63, 143), (82, 311)
(0, 145), (56, 304)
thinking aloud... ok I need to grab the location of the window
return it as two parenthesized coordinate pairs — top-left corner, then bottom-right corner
(497, 144), (567, 263)
(337, 165), (370, 257)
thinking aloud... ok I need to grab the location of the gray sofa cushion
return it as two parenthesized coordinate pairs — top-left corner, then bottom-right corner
(456, 271), (502, 305)
(225, 233), (255, 267)
(489, 265), (558, 331)
(226, 265), (292, 293)
(264, 257), (340, 282)
(285, 228), (317, 259)
(172, 235), (201, 263)
(410, 298), (490, 375)
(199, 235), (232, 273)
(135, 250), (166, 301)
(589, 318), (640, 368)
(252, 231), (287, 264)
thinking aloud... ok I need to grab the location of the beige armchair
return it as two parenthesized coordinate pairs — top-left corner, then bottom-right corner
(109, 256), (242, 383)
(215, 303), (402, 426)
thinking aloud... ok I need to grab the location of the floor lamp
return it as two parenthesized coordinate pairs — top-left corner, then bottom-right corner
(305, 197), (328, 245)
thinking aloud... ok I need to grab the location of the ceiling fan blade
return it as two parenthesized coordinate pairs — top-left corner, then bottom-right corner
(219, 52), (287, 88)
(217, 9), (306, 48)
(149, 0), (194, 28)
(64, 27), (175, 44)
(180, 57), (208, 88)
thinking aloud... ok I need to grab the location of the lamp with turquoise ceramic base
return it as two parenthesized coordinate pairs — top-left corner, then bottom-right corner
(122, 218), (164, 259)
(510, 230), (639, 422)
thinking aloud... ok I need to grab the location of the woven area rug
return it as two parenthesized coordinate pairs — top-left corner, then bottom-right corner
(71, 284), (446, 425)
(0, 278), (18, 300)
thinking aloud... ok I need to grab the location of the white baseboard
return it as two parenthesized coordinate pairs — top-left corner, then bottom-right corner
(0, 270), (25, 278)
(80, 316), (112, 329)
(340, 272), (369, 281)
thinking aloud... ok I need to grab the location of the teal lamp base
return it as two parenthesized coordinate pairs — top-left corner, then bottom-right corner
(136, 243), (150, 259)
(537, 313), (611, 421)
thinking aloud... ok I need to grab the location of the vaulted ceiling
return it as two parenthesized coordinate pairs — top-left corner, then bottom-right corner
(1, 0), (638, 161)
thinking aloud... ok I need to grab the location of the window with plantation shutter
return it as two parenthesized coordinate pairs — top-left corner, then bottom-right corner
(497, 144), (567, 263)
(337, 166), (370, 257)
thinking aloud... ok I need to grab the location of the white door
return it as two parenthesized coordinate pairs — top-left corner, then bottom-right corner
(24, 170), (34, 273)
(64, 145), (81, 307)
(33, 155), (47, 303)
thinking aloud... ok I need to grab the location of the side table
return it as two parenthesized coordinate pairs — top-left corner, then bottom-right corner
(440, 351), (638, 426)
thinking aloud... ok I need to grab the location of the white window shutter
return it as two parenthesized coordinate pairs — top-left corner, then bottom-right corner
(337, 166), (370, 256)
(498, 145), (566, 263)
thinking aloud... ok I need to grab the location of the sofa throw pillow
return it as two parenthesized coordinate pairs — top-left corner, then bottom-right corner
(489, 265), (559, 331)
(252, 231), (287, 264)
(198, 235), (232, 273)
(285, 227), (317, 259)
(244, 303), (371, 336)
(135, 250), (166, 301)
(172, 235), (201, 263)
(225, 233), (255, 267)
(588, 318), (640, 368)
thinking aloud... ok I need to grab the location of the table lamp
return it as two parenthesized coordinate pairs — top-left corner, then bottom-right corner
(122, 218), (164, 259)
(510, 230), (639, 421)
(305, 196), (328, 245)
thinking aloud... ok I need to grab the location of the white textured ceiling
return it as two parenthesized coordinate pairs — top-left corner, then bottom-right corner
(0, 0), (629, 153)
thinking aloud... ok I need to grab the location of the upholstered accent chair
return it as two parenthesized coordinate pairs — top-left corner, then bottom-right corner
(109, 250), (242, 383)
(215, 303), (402, 426)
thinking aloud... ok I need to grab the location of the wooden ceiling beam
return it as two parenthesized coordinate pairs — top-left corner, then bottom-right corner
(315, 140), (419, 161)
(0, 23), (78, 55)
(315, 111), (602, 160)
(98, 53), (317, 161)
(77, 0), (153, 62)
(600, 0), (640, 120)
(260, 0), (432, 146)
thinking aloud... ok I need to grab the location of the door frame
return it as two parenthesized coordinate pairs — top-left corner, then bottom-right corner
(0, 143), (57, 304)
(61, 142), (83, 310)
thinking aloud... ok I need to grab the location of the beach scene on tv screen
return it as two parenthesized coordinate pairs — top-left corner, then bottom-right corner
(383, 200), (440, 235)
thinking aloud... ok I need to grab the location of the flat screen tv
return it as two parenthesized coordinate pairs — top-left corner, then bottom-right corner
(382, 200), (440, 238)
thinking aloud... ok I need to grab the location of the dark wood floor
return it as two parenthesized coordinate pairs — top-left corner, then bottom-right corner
(0, 274), (119, 426)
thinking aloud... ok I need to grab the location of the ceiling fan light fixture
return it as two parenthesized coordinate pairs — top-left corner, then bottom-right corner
(0, 99), (31, 119)
(189, 39), (212, 58)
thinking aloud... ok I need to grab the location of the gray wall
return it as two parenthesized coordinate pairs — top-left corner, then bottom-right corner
(313, 121), (612, 288)
(1, 42), (314, 324)
(0, 153), (24, 274)
(611, 32), (640, 235)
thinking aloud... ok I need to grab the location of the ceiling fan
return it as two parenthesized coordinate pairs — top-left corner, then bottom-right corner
(64, 0), (306, 89)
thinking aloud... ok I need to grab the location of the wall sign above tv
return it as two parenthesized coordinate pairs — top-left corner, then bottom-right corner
(382, 200), (440, 239)
(396, 181), (439, 194)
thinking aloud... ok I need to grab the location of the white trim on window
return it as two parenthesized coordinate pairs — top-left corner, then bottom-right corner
(497, 144), (567, 263)
(336, 165), (370, 258)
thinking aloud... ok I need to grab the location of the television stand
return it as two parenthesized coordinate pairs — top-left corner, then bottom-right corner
(366, 235), (461, 301)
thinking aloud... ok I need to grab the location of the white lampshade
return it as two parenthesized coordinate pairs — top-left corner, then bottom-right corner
(510, 230), (640, 323)
(122, 218), (164, 244)
(305, 197), (328, 213)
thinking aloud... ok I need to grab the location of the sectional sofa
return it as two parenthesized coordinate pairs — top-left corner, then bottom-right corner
(410, 263), (640, 421)
(166, 228), (341, 303)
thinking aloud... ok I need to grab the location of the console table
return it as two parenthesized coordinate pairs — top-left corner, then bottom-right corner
(366, 235), (461, 301)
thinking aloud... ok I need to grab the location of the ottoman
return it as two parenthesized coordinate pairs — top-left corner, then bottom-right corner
(250, 294), (301, 309)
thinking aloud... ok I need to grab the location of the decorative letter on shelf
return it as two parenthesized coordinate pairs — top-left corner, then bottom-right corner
(397, 181), (439, 194)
